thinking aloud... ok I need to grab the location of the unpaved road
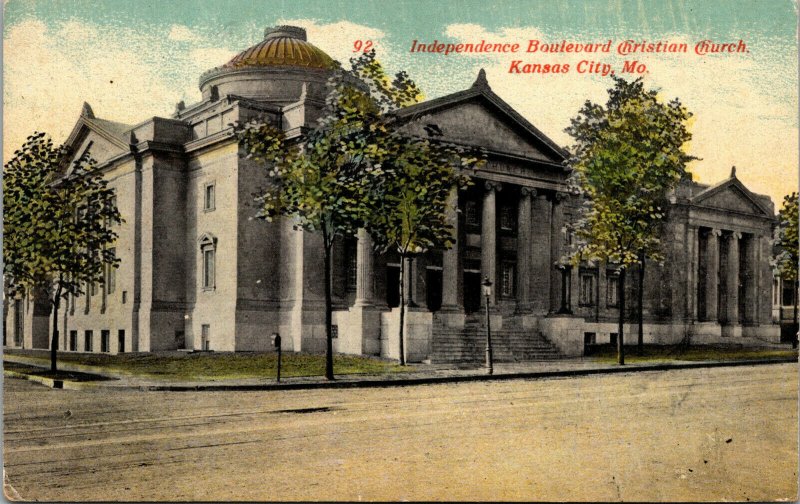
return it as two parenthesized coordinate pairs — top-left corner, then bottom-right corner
(4, 364), (798, 501)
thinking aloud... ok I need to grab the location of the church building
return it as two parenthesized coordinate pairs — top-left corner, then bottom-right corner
(5, 26), (781, 361)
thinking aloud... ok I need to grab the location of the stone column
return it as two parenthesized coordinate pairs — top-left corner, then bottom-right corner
(550, 192), (567, 313)
(516, 187), (534, 311)
(531, 193), (551, 313)
(705, 229), (721, 322)
(687, 226), (699, 321)
(403, 256), (416, 307)
(727, 231), (741, 324)
(481, 181), (500, 306)
(353, 228), (375, 307)
(441, 188), (463, 311)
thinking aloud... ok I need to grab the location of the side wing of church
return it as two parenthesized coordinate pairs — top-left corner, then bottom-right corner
(4, 26), (781, 359)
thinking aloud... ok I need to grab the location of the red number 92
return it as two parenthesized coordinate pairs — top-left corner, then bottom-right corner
(353, 40), (374, 52)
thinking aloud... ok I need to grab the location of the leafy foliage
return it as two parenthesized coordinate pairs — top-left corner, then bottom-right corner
(564, 76), (694, 363)
(773, 192), (798, 282)
(564, 76), (695, 267)
(4, 132), (121, 369)
(4, 132), (122, 301)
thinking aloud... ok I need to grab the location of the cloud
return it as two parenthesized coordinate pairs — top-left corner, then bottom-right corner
(168, 24), (201, 42)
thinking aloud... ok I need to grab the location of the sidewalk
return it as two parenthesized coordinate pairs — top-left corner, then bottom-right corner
(3, 352), (797, 391)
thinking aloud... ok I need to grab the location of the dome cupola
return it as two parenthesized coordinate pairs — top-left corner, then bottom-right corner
(223, 26), (335, 71)
(198, 25), (336, 103)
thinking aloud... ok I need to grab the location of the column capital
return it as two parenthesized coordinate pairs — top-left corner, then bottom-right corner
(710, 228), (722, 237)
(484, 180), (502, 192)
(554, 191), (568, 203)
(732, 231), (742, 240)
(520, 186), (537, 198)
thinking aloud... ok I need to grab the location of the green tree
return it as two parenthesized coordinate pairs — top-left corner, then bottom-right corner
(3, 132), (121, 371)
(565, 77), (694, 364)
(773, 192), (798, 347)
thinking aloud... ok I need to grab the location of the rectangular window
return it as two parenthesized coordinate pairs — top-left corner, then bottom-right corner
(203, 248), (215, 289)
(782, 281), (795, 307)
(122, 291), (128, 304)
(106, 248), (116, 294)
(465, 200), (480, 228)
(346, 239), (357, 292)
(501, 262), (515, 297)
(607, 272), (620, 307)
(500, 205), (516, 232)
(118, 330), (125, 353)
(84, 330), (93, 352)
(69, 330), (78, 351)
(101, 330), (110, 352)
(773, 279), (780, 305)
(579, 272), (596, 306)
(204, 182), (215, 211)
(201, 324), (211, 351)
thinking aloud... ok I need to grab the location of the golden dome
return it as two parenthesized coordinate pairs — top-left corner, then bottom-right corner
(223, 26), (335, 71)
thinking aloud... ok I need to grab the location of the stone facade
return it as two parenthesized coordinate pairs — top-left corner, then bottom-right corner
(4, 26), (782, 359)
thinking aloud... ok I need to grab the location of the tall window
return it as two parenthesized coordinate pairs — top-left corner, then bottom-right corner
(101, 330), (110, 352)
(69, 330), (78, 351)
(204, 182), (216, 211)
(105, 248), (116, 295)
(203, 248), (215, 289)
(579, 271), (596, 306)
(500, 205), (516, 232)
(607, 271), (620, 307)
(118, 330), (126, 353)
(199, 234), (217, 290)
(201, 324), (211, 351)
(84, 330), (93, 352)
(501, 262), (515, 297)
(346, 239), (357, 292)
(465, 200), (480, 228)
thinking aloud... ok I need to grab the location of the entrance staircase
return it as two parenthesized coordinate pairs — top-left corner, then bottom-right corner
(428, 316), (562, 363)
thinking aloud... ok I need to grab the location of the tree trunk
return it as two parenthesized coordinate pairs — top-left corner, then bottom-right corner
(637, 254), (645, 356)
(793, 279), (798, 349)
(618, 268), (626, 366)
(323, 233), (335, 381)
(397, 254), (407, 366)
(50, 284), (63, 372)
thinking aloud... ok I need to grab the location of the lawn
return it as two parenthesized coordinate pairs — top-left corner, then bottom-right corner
(3, 349), (413, 381)
(588, 343), (798, 364)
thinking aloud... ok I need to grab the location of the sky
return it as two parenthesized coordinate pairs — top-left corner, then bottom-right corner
(3, 0), (798, 205)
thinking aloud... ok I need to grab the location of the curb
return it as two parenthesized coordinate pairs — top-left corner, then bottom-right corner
(138, 357), (798, 392)
(3, 369), (112, 391)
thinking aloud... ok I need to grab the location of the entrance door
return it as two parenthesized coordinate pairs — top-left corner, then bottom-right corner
(426, 268), (443, 312)
(464, 271), (482, 314)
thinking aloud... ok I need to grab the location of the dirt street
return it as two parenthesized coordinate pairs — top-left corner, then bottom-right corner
(4, 364), (798, 501)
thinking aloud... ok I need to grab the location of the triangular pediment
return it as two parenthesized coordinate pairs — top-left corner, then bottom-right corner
(396, 85), (566, 166)
(63, 112), (131, 170)
(692, 178), (770, 216)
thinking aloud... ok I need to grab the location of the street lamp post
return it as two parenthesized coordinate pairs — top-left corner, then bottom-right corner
(482, 276), (493, 375)
(272, 333), (282, 382)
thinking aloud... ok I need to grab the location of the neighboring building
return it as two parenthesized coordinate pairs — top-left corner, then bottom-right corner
(4, 26), (782, 360)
